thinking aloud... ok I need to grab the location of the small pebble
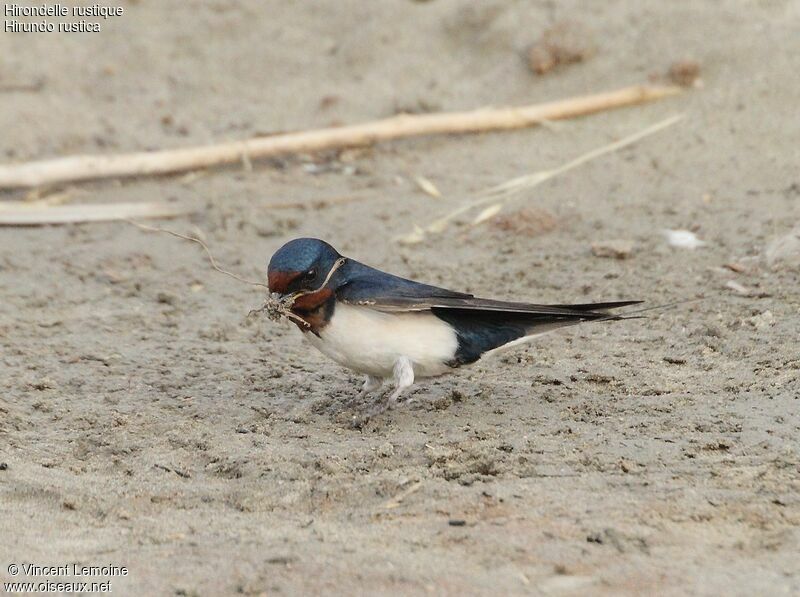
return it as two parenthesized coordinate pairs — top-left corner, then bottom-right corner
(725, 280), (751, 296)
(591, 240), (634, 259)
(746, 310), (775, 331)
(527, 21), (595, 75)
(663, 356), (687, 365)
(448, 519), (467, 527)
(664, 229), (705, 249)
(156, 291), (178, 305)
(668, 60), (702, 87)
(377, 442), (394, 458)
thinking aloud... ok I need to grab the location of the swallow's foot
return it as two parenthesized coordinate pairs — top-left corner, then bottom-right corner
(386, 356), (414, 406)
(350, 357), (415, 426)
(357, 375), (383, 399)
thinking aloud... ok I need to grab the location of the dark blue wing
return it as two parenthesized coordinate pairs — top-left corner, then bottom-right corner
(336, 259), (639, 315)
(336, 260), (472, 309)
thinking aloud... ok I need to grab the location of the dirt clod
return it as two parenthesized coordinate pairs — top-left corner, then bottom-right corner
(527, 21), (595, 75)
(668, 59), (702, 87)
(491, 207), (558, 236)
(591, 240), (634, 259)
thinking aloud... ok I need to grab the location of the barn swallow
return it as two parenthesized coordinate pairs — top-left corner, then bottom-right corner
(267, 238), (639, 412)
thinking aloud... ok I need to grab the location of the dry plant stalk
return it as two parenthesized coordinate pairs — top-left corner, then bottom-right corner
(383, 481), (423, 509)
(0, 85), (681, 189)
(398, 114), (684, 244)
(126, 220), (268, 289)
(0, 201), (192, 226)
(126, 220), (304, 324)
(129, 222), (348, 329)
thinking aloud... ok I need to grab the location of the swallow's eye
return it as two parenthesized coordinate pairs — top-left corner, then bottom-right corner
(305, 268), (316, 280)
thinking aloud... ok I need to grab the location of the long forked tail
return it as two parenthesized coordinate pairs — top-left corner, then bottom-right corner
(437, 298), (699, 366)
(551, 300), (642, 312)
(580, 297), (704, 325)
(435, 300), (639, 365)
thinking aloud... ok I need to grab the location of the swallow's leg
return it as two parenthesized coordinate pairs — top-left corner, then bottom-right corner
(386, 356), (415, 407)
(359, 358), (414, 420)
(358, 375), (383, 399)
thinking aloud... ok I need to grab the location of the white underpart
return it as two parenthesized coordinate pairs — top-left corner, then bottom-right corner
(303, 303), (458, 379)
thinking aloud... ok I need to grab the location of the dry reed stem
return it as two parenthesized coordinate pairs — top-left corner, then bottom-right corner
(0, 85), (681, 189)
(383, 481), (423, 509)
(0, 201), (192, 226)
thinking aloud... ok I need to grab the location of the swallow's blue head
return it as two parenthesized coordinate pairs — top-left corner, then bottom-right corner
(267, 238), (342, 297)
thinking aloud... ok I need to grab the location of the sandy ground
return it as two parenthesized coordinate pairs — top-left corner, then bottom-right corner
(1, 1), (799, 595)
